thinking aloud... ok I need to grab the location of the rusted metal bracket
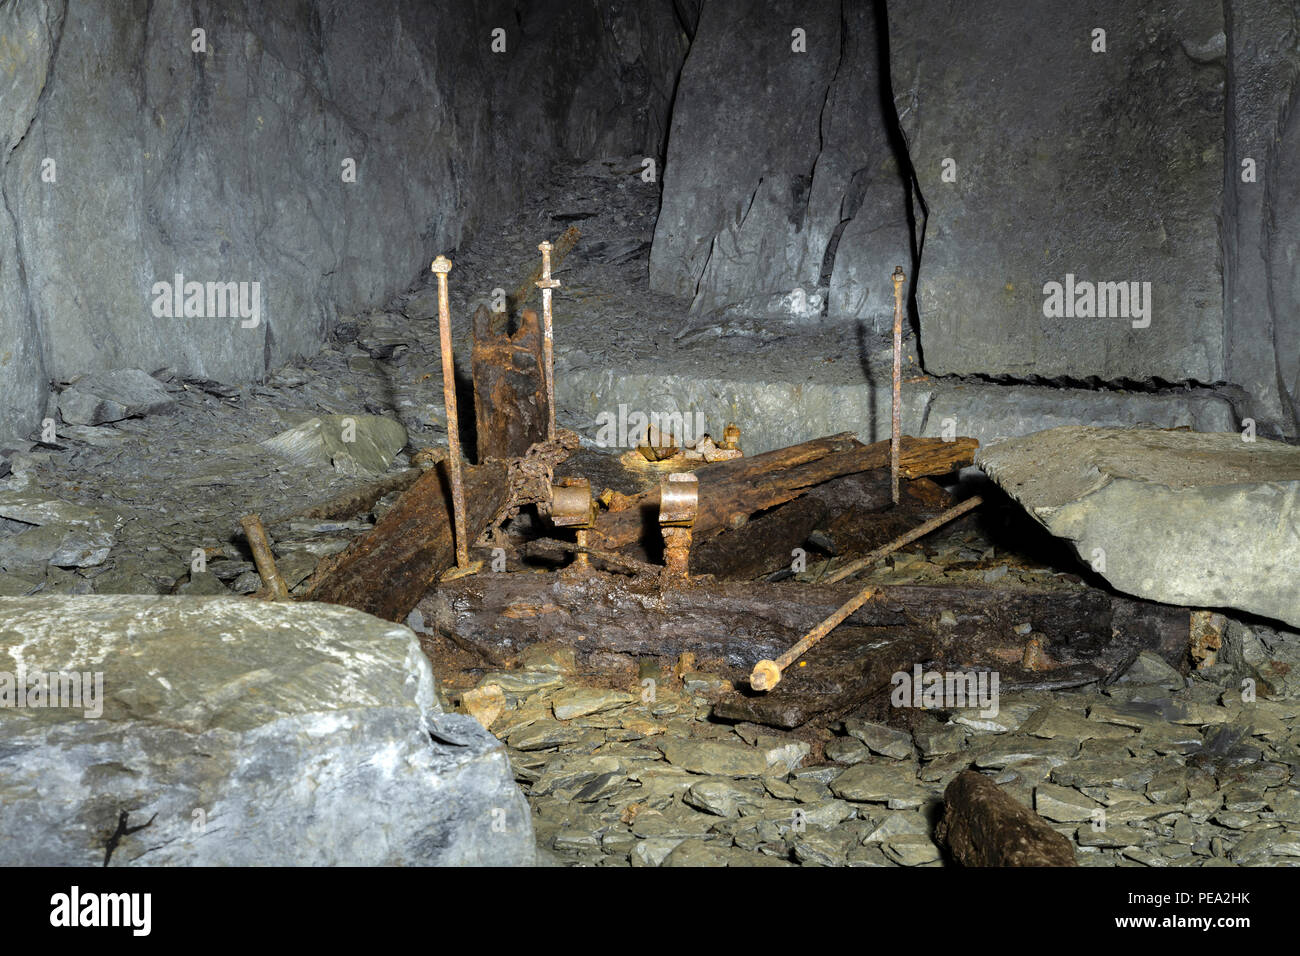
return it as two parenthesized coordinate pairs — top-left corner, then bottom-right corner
(659, 472), (698, 581)
(549, 476), (596, 572)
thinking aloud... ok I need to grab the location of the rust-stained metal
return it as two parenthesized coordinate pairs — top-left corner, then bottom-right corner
(822, 494), (984, 584)
(1021, 634), (1050, 671)
(720, 423), (742, 451)
(637, 421), (679, 462)
(536, 240), (561, 442)
(891, 266), (906, 505)
(240, 513), (290, 600)
(749, 584), (881, 692)
(432, 254), (469, 569)
(508, 224), (579, 315)
(659, 472), (698, 579)
(549, 477), (596, 570)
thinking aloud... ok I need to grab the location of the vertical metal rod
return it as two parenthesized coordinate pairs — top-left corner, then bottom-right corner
(890, 266), (906, 505)
(432, 255), (469, 569)
(536, 240), (560, 441)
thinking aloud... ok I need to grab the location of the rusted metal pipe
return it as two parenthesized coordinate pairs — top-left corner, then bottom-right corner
(891, 266), (906, 505)
(240, 513), (290, 600)
(432, 254), (469, 569)
(750, 585), (880, 692)
(536, 240), (561, 442)
(823, 494), (984, 584)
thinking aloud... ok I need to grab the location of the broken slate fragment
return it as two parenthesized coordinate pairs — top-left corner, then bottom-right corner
(659, 738), (767, 777)
(551, 687), (635, 720)
(260, 414), (406, 477)
(58, 369), (177, 425)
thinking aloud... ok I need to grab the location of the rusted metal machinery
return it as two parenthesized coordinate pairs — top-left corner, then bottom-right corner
(549, 477), (596, 571)
(432, 255), (470, 571)
(658, 472), (698, 580)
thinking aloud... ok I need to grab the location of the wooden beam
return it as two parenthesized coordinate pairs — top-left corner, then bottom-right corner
(936, 770), (1078, 867)
(471, 306), (550, 462)
(302, 458), (511, 621)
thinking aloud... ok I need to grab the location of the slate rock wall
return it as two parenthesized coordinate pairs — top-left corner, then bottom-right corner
(649, 0), (910, 326)
(0, 0), (687, 444)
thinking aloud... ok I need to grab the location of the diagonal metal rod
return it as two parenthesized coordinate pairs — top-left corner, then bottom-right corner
(432, 255), (469, 568)
(823, 494), (984, 584)
(751, 494), (986, 692)
(750, 584), (880, 692)
(536, 239), (561, 441)
(891, 266), (906, 504)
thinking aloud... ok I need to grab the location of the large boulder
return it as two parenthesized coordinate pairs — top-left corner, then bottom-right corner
(0, 0), (687, 445)
(978, 427), (1300, 628)
(889, 1), (1226, 384)
(649, 0), (909, 326)
(0, 595), (534, 866)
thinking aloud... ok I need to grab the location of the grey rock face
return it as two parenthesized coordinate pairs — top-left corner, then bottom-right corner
(1225, 0), (1300, 436)
(57, 369), (177, 426)
(0, 0), (686, 444)
(0, 0), (58, 445)
(649, 0), (909, 325)
(889, 1), (1226, 384)
(979, 427), (1300, 628)
(0, 595), (534, 866)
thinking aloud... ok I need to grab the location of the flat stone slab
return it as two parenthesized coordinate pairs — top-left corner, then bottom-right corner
(57, 369), (177, 425)
(0, 595), (533, 866)
(979, 427), (1300, 627)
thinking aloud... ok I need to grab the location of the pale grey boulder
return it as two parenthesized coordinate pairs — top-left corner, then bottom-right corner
(0, 595), (534, 866)
(0, 481), (122, 572)
(978, 427), (1300, 628)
